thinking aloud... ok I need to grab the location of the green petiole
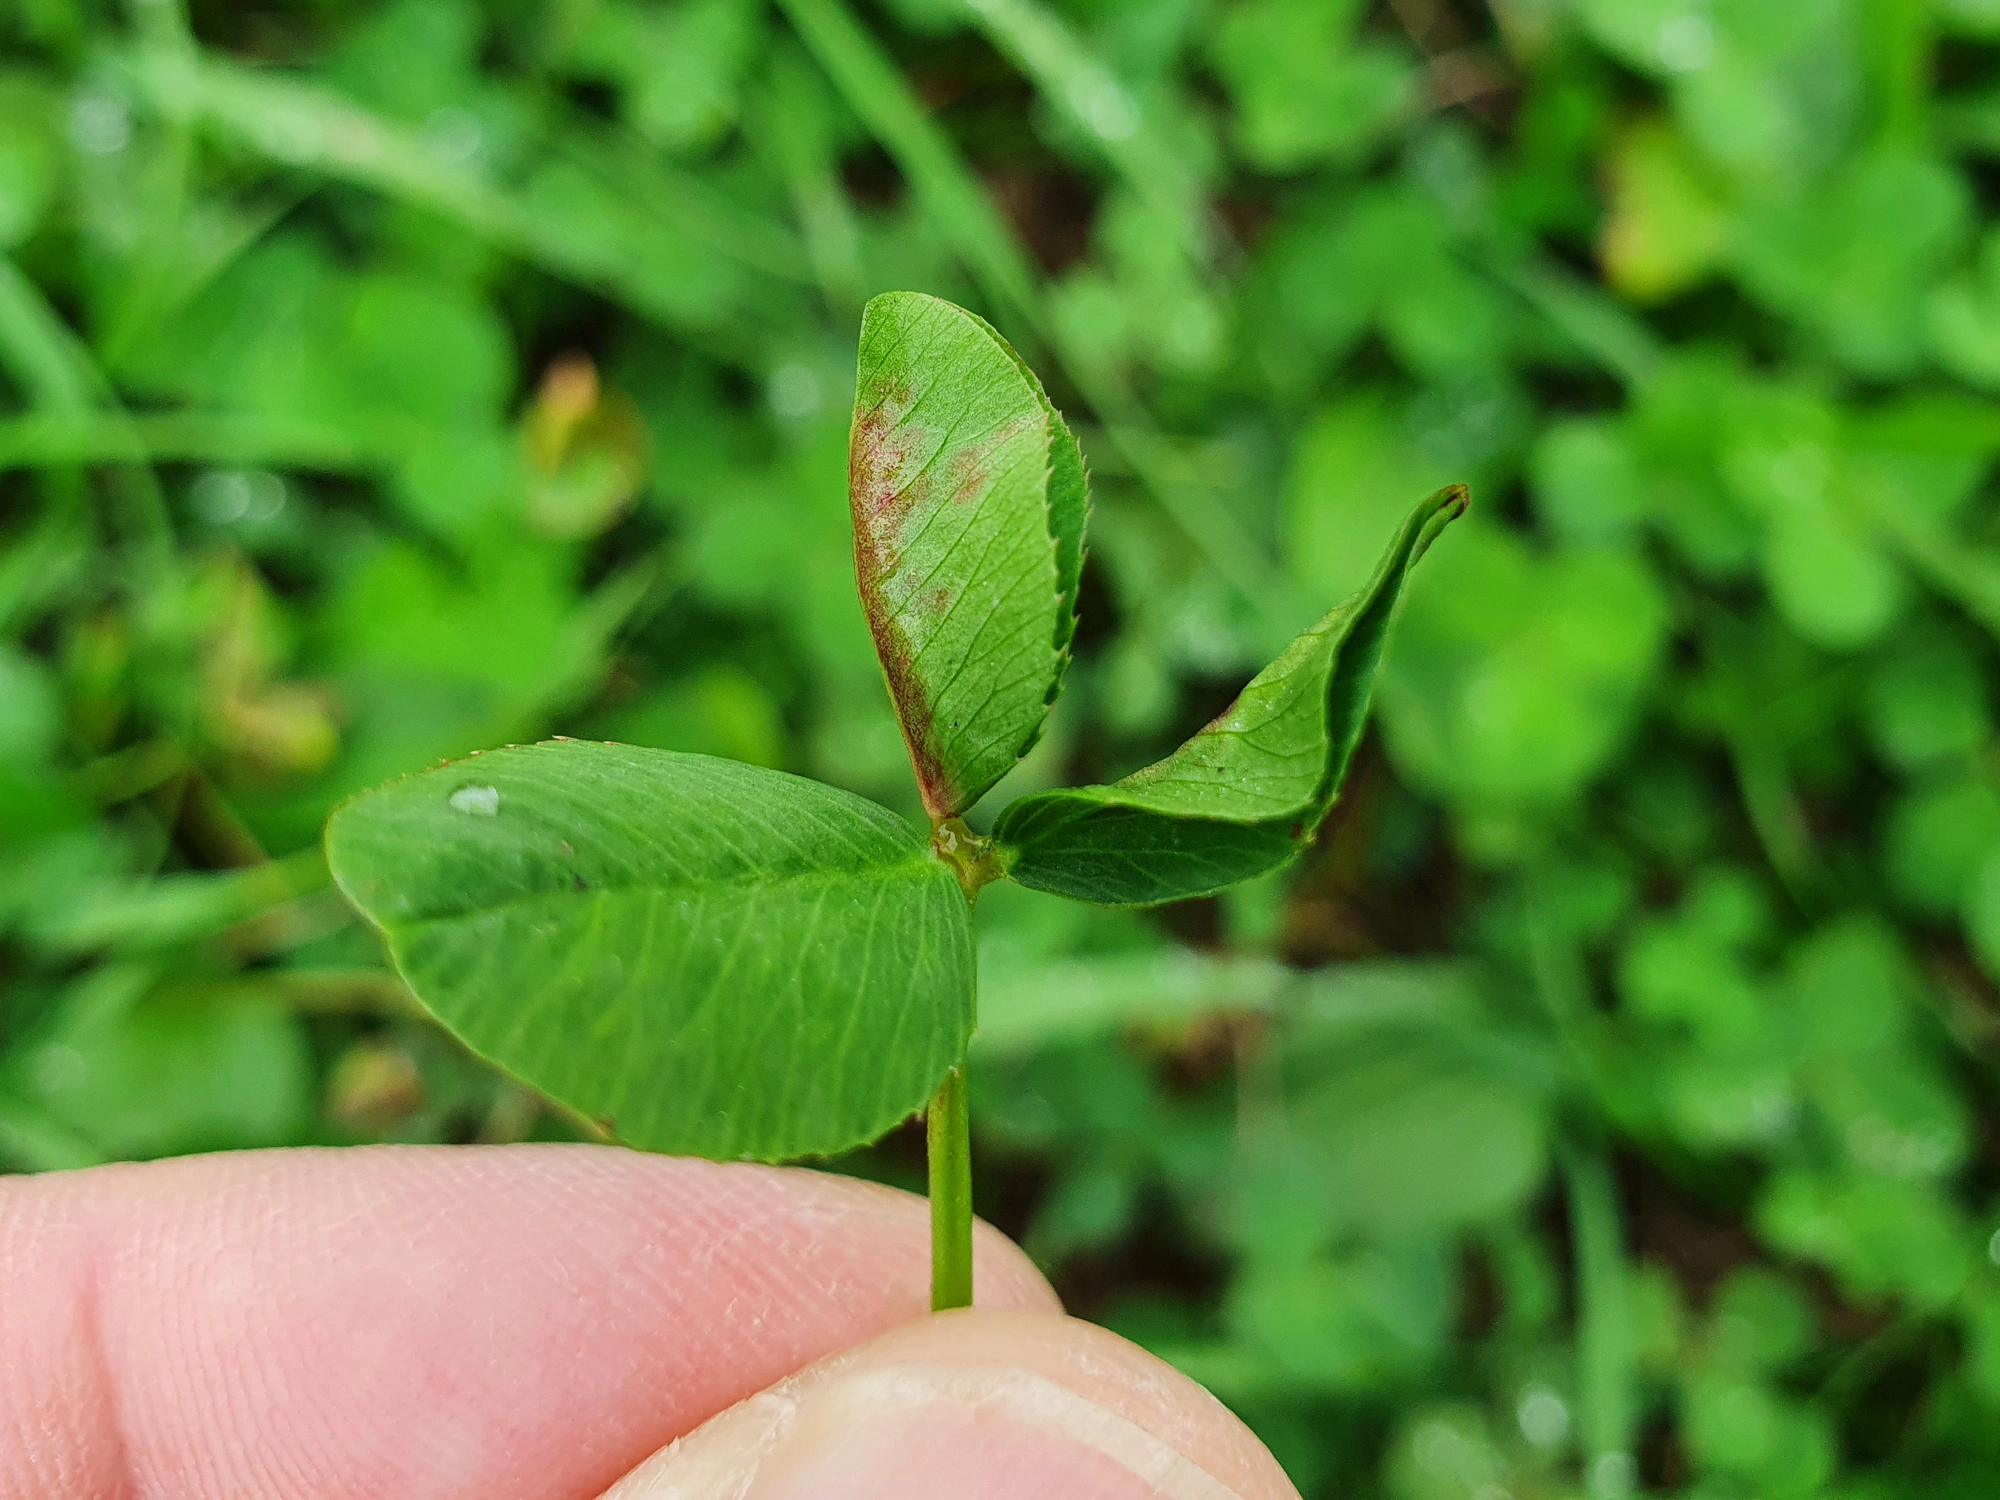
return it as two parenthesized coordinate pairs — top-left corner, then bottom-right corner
(927, 1062), (973, 1311)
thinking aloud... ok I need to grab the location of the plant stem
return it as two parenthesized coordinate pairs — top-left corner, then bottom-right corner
(925, 817), (994, 1313)
(927, 1061), (973, 1310)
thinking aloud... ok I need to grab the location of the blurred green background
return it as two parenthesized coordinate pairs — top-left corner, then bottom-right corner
(9, 0), (2000, 1494)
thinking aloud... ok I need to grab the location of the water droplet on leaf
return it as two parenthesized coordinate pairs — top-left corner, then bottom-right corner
(449, 784), (500, 816)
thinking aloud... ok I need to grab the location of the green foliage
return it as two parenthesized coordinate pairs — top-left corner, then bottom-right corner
(9, 0), (2000, 1495)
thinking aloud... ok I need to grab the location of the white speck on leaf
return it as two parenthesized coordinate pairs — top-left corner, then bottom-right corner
(449, 784), (501, 816)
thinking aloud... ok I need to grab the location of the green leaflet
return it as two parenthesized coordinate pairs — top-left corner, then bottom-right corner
(993, 485), (1465, 905)
(325, 741), (973, 1161)
(850, 291), (1087, 820)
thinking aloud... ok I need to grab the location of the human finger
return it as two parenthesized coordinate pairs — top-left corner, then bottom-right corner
(0, 1143), (1055, 1500)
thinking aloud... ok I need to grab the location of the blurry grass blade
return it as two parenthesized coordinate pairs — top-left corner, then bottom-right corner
(747, 43), (867, 313)
(105, 189), (308, 370)
(0, 410), (377, 473)
(0, 257), (174, 560)
(550, 117), (813, 284)
(153, 967), (422, 1018)
(1299, 959), (1488, 1033)
(993, 485), (1464, 904)
(0, 74), (60, 254)
(135, 53), (810, 320)
(325, 741), (975, 1161)
(27, 848), (332, 953)
(776, 0), (1042, 325)
(1729, 732), (1817, 905)
(72, 738), (187, 808)
(961, 0), (1210, 267)
(975, 947), (1287, 1054)
(850, 292), (1085, 817)
(1476, 250), (1663, 388)
(544, 558), (668, 716)
(1565, 1143), (1640, 1492)
(1098, 421), (1301, 644)
(101, 8), (200, 370)
(0, 255), (96, 412)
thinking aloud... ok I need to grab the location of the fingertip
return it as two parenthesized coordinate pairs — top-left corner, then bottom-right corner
(600, 1308), (1300, 1500)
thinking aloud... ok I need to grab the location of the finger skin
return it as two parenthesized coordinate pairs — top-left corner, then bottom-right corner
(602, 1309), (1301, 1500)
(0, 1144), (1056, 1500)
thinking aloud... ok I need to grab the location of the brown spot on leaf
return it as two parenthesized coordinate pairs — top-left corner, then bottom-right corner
(847, 389), (1047, 818)
(944, 410), (1039, 508)
(851, 383), (954, 815)
(849, 391), (923, 522)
